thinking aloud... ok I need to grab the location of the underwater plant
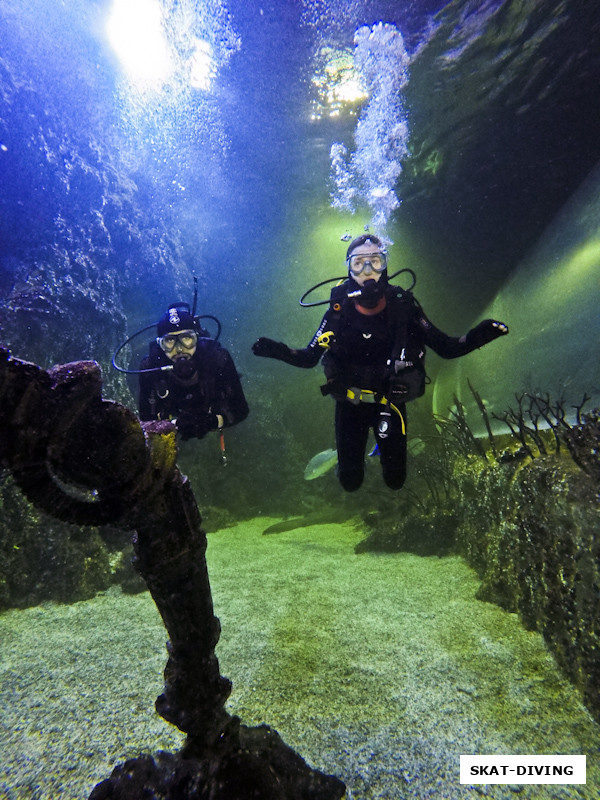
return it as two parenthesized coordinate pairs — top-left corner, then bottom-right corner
(493, 391), (599, 482)
(434, 391), (489, 461)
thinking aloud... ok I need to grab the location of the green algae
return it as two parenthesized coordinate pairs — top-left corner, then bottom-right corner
(2, 518), (599, 799)
(359, 412), (600, 730)
(206, 520), (600, 799)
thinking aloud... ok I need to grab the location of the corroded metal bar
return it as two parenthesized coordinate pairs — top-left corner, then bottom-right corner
(0, 347), (231, 740)
(0, 348), (346, 799)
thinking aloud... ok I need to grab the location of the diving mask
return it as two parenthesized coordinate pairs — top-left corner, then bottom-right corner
(347, 251), (387, 276)
(158, 329), (198, 353)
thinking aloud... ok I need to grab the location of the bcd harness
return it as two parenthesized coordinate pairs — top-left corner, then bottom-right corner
(317, 282), (427, 430)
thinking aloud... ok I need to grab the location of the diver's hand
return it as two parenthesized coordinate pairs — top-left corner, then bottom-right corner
(177, 410), (218, 440)
(467, 319), (509, 349)
(252, 337), (291, 361)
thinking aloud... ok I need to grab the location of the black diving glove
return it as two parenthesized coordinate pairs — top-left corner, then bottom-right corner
(252, 337), (292, 362)
(466, 319), (509, 349)
(176, 411), (218, 441)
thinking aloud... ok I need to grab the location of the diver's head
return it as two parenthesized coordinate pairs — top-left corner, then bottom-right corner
(346, 234), (388, 308)
(346, 234), (388, 286)
(156, 304), (198, 367)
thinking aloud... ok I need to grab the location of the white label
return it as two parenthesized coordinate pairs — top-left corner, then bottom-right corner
(460, 755), (586, 784)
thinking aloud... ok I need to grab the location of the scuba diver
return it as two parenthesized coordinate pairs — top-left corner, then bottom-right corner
(138, 302), (249, 441)
(252, 233), (508, 492)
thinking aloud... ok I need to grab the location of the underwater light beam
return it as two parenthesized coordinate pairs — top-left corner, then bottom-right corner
(310, 47), (368, 120)
(106, 0), (173, 90)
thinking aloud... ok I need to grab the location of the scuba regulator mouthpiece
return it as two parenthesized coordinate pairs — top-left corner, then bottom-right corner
(347, 277), (385, 308)
(172, 358), (197, 380)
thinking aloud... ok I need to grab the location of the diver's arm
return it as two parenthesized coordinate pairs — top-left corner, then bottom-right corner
(417, 312), (508, 359)
(138, 357), (157, 420)
(252, 310), (329, 369)
(138, 390), (155, 421)
(251, 337), (323, 368)
(214, 349), (250, 427)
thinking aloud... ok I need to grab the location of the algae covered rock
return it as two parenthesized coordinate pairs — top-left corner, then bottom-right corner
(0, 472), (134, 609)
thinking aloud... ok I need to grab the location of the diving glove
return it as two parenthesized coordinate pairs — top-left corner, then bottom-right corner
(466, 319), (509, 349)
(252, 337), (292, 362)
(177, 410), (218, 440)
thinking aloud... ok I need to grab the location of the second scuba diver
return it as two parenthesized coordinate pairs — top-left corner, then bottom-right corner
(139, 303), (249, 440)
(252, 234), (508, 491)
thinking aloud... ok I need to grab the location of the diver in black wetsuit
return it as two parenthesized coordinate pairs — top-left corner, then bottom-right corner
(139, 303), (249, 440)
(252, 234), (508, 492)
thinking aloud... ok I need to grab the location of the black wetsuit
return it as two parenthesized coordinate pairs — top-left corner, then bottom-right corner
(265, 283), (501, 491)
(139, 338), (249, 440)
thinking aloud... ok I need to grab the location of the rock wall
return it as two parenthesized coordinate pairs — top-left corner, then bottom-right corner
(455, 454), (599, 723)
(0, 474), (142, 610)
(0, 54), (189, 403)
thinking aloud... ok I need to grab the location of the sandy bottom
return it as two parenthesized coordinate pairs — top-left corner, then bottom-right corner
(1, 517), (598, 799)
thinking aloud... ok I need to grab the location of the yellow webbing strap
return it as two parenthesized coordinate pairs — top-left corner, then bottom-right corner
(345, 388), (406, 435)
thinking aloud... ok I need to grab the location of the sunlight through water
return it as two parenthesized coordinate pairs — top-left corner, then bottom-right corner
(106, 0), (174, 90)
(105, 0), (235, 96)
(310, 46), (368, 120)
